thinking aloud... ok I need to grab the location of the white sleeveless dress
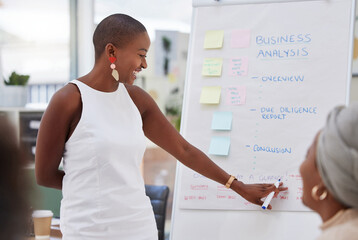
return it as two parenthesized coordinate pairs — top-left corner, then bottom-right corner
(60, 80), (157, 240)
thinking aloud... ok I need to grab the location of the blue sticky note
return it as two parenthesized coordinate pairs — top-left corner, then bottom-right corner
(208, 136), (231, 156)
(211, 112), (232, 131)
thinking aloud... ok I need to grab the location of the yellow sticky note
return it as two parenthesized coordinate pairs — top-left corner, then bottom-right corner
(168, 73), (177, 83)
(204, 30), (224, 49)
(200, 86), (221, 104)
(202, 58), (223, 77)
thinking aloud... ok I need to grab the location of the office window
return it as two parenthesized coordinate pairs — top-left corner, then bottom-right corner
(0, 0), (70, 103)
(94, 0), (192, 39)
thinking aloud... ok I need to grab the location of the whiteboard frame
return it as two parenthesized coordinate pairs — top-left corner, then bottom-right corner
(347, 0), (356, 92)
(170, 0), (355, 239)
(193, 0), (329, 7)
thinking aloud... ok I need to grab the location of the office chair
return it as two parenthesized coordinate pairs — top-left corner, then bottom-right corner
(145, 185), (170, 240)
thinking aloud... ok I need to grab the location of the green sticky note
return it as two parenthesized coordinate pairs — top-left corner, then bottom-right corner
(208, 136), (230, 156)
(204, 30), (224, 49)
(200, 86), (221, 104)
(202, 58), (223, 76)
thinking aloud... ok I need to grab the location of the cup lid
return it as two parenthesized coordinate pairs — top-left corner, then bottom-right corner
(32, 210), (53, 218)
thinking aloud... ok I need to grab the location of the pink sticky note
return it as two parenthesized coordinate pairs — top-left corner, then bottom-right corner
(229, 57), (248, 76)
(231, 29), (251, 48)
(226, 86), (246, 105)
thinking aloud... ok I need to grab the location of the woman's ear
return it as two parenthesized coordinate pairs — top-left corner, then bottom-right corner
(105, 43), (117, 58)
(311, 183), (328, 201)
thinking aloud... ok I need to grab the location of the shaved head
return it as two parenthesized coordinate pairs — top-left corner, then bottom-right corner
(93, 14), (147, 60)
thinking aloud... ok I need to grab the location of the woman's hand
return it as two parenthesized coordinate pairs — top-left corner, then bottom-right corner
(231, 180), (288, 210)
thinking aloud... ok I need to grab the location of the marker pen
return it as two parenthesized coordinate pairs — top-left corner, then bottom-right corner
(262, 179), (281, 210)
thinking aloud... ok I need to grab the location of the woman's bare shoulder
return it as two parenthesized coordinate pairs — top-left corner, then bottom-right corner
(55, 82), (80, 99)
(123, 84), (165, 123)
(124, 84), (153, 114)
(46, 83), (81, 115)
(124, 83), (143, 96)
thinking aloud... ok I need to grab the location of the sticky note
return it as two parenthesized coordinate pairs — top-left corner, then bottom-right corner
(226, 86), (246, 105)
(200, 86), (221, 104)
(211, 112), (232, 131)
(229, 57), (248, 76)
(209, 136), (231, 156)
(204, 30), (224, 49)
(168, 73), (177, 83)
(202, 58), (223, 76)
(231, 29), (251, 48)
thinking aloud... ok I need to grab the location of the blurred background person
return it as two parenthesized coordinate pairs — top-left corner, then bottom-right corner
(0, 117), (29, 239)
(300, 103), (358, 240)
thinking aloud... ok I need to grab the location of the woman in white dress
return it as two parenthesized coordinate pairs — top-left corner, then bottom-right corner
(35, 14), (287, 240)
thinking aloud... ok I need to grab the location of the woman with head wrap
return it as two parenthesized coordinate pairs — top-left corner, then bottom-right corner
(300, 103), (358, 240)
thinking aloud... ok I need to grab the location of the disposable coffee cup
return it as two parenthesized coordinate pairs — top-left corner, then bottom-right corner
(32, 210), (53, 239)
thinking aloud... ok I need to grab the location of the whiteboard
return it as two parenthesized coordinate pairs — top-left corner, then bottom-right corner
(170, 0), (354, 239)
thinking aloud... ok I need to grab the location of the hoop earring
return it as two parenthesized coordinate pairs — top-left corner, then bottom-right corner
(109, 56), (119, 81)
(311, 185), (328, 201)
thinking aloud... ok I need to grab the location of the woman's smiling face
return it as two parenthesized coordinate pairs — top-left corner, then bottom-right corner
(116, 31), (151, 85)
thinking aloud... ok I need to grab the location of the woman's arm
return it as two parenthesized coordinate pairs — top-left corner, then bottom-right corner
(35, 84), (81, 190)
(129, 86), (287, 208)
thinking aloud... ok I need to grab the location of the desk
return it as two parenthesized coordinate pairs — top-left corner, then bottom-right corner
(28, 225), (62, 239)
(29, 237), (61, 240)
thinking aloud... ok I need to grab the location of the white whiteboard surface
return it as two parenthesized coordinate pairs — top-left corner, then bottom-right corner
(170, 0), (354, 239)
